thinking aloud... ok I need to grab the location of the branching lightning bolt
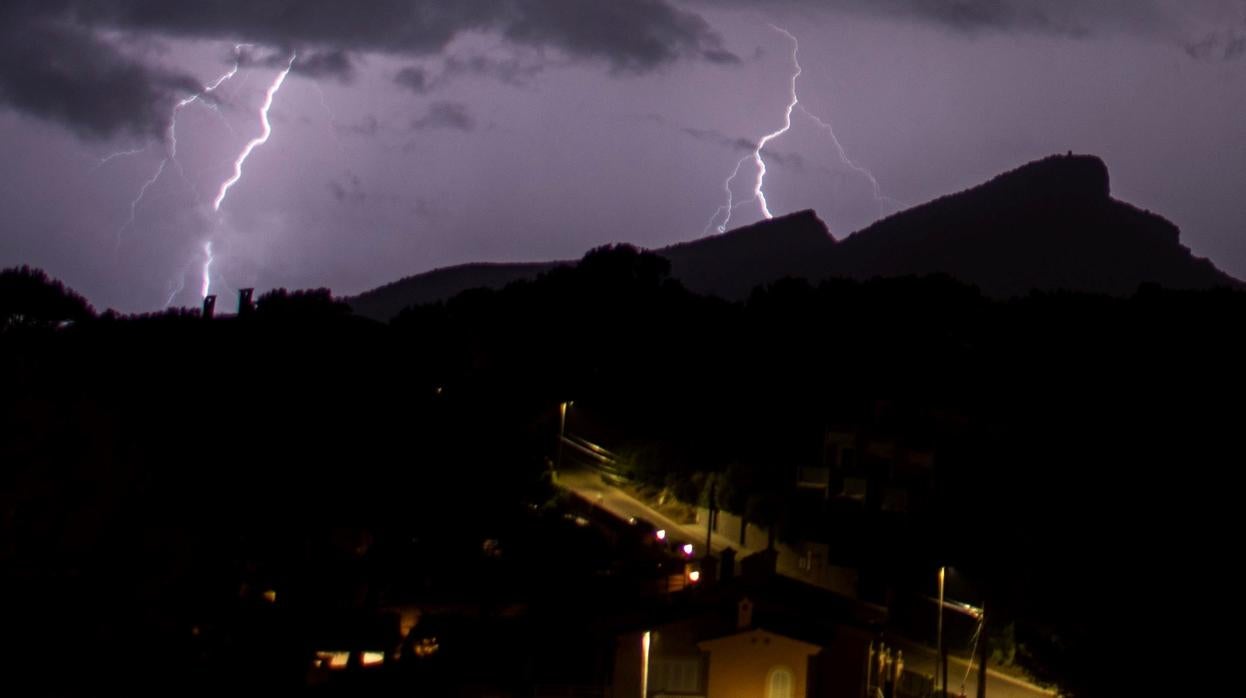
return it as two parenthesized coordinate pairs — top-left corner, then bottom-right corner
(706, 25), (800, 235)
(170, 45), (248, 167)
(116, 158), (167, 253)
(108, 46), (248, 255)
(312, 82), (345, 152)
(212, 53), (296, 213)
(193, 52), (296, 302)
(750, 26), (802, 221)
(164, 272), (187, 309)
(95, 146), (149, 170)
(705, 26), (899, 235)
(798, 106), (903, 211)
(96, 46), (301, 307)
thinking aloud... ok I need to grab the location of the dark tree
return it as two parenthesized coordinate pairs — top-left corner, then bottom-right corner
(0, 265), (94, 329)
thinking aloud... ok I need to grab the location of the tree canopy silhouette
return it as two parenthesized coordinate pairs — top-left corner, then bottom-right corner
(0, 265), (94, 329)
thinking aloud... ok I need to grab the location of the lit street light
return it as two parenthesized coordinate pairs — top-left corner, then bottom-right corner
(556, 400), (573, 473)
(938, 566), (946, 698)
(930, 567), (986, 698)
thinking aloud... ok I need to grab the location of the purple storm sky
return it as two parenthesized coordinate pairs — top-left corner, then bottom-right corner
(2, 1), (1245, 312)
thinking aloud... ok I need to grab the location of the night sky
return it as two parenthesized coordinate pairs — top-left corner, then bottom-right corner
(3, 1), (1245, 312)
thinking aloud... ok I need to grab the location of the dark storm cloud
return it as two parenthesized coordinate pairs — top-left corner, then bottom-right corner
(705, 0), (1173, 35)
(337, 115), (381, 138)
(0, 14), (199, 139)
(443, 54), (549, 87)
(497, 0), (738, 70)
(329, 173), (366, 204)
(412, 102), (476, 132)
(679, 125), (756, 154)
(288, 49), (356, 81)
(237, 45), (355, 80)
(395, 67), (433, 94)
(395, 53), (550, 95)
(1186, 25), (1246, 61)
(0, 0), (734, 138)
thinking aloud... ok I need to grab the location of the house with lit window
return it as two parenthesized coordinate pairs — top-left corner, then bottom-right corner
(612, 553), (886, 698)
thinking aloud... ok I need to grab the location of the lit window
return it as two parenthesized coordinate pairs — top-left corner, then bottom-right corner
(413, 637), (440, 657)
(653, 658), (702, 693)
(767, 667), (793, 698)
(314, 651), (350, 669)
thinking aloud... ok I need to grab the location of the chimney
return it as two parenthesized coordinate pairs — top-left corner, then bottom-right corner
(238, 288), (254, 316)
(737, 597), (753, 630)
(202, 295), (216, 319)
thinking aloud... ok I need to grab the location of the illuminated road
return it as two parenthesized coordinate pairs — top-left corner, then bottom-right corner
(555, 467), (1055, 698)
(892, 640), (1056, 698)
(555, 467), (749, 556)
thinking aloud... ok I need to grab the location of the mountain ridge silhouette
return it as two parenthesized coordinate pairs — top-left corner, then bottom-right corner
(348, 154), (1239, 320)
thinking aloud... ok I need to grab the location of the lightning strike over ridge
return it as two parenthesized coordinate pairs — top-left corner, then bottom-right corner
(213, 53), (296, 213)
(706, 25), (800, 235)
(751, 25), (802, 221)
(705, 26), (897, 235)
(799, 106), (904, 211)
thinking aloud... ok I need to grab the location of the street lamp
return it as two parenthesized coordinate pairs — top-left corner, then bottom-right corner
(557, 401), (573, 473)
(929, 568), (985, 698)
(937, 566), (946, 698)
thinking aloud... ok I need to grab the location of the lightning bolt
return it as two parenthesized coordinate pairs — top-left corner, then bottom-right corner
(798, 106), (902, 211)
(201, 240), (215, 299)
(170, 45), (248, 163)
(706, 26), (898, 235)
(706, 25), (799, 234)
(750, 25), (802, 221)
(198, 52), (296, 301)
(167, 45), (250, 203)
(164, 274), (186, 309)
(312, 82), (345, 151)
(107, 46), (248, 253)
(212, 53), (296, 213)
(95, 146), (149, 170)
(116, 158), (167, 253)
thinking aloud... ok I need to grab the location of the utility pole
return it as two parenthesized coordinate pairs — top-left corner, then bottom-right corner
(705, 481), (717, 556)
(557, 401), (570, 472)
(976, 607), (987, 698)
(937, 566), (947, 698)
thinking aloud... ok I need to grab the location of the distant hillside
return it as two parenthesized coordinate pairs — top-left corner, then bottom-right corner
(347, 154), (1239, 319)
(348, 261), (562, 322)
(825, 154), (1237, 296)
(658, 209), (837, 299)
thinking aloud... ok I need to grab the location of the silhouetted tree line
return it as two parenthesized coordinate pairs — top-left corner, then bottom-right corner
(1, 265), (94, 329)
(2, 253), (1243, 697)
